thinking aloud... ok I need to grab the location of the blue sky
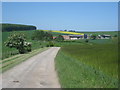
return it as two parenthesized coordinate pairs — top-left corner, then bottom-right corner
(2, 2), (118, 31)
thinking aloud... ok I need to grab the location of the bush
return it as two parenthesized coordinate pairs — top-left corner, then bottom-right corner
(114, 34), (117, 37)
(55, 35), (64, 42)
(32, 30), (53, 41)
(49, 41), (54, 47)
(5, 32), (32, 54)
(91, 34), (97, 40)
(46, 41), (54, 47)
(85, 39), (89, 43)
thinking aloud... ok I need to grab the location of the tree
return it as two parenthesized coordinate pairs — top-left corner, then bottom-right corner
(5, 32), (31, 54)
(2, 23), (36, 32)
(44, 32), (53, 41)
(55, 35), (64, 41)
(85, 39), (89, 43)
(32, 30), (44, 40)
(46, 41), (55, 47)
(91, 34), (97, 40)
(114, 34), (117, 37)
(32, 30), (53, 41)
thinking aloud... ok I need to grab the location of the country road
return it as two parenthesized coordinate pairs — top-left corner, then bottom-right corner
(1, 47), (61, 88)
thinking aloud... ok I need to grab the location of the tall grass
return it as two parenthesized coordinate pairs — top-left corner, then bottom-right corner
(55, 42), (118, 88)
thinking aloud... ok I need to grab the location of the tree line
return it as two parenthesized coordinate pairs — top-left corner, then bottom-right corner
(2, 23), (37, 32)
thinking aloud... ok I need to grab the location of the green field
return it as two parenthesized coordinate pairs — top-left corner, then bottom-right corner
(55, 40), (118, 88)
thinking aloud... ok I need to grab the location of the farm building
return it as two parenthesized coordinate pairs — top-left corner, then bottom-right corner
(62, 35), (70, 40)
(69, 35), (84, 40)
(98, 34), (111, 39)
(62, 34), (87, 40)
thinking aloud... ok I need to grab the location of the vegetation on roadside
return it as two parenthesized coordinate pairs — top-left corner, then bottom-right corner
(54, 35), (64, 42)
(5, 32), (31, 54)
(1, 47), (49, 73)
(55, 41), (118, 88)
(90, 34), (97, 40)
(2, 30), (53, 59)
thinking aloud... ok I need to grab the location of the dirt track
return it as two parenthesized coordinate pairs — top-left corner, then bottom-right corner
(1, 47), (61, 88)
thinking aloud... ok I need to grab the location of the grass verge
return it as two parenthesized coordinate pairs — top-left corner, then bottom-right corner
(1, 47), (49, 73)
(55, 50), (118, 88)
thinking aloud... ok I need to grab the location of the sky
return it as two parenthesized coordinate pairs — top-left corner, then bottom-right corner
(2, 2), (118, 31)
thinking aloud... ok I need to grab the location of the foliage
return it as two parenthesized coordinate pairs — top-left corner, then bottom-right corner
(91, 34), (97, 40)
(2, 30), (50, 59)
(54, 35), (64, 41)
(113, 34), (117, 37)
(85, 39), (89, 43)
(32, 30), (53, 41)
(46, 41), (55, 47)
(5, 32), (32, 54)
(2, 23), (36, 32)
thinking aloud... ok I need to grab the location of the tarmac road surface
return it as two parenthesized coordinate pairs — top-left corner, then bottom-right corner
(1, 47), (61, 88)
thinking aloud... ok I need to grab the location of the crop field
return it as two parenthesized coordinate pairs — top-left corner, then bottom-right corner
(55, 40), (118, 88)
(43, 30), (84, 35)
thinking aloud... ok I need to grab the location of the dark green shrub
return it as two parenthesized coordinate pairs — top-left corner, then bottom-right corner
(55, 35), (64, 42)
(32, 30), (53, 41)
(91, 34), (97, 40)
(85, 39), (89, 43)
(114, 34), (117, 37)
(2, 23), (36, 32)
(49, 41), (54, 47)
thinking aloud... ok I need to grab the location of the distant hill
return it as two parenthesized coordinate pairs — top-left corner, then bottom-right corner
(1, 23), (37, 32)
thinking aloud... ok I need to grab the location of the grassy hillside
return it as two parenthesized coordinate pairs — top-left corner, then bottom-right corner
(55, 40), (118, 88)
